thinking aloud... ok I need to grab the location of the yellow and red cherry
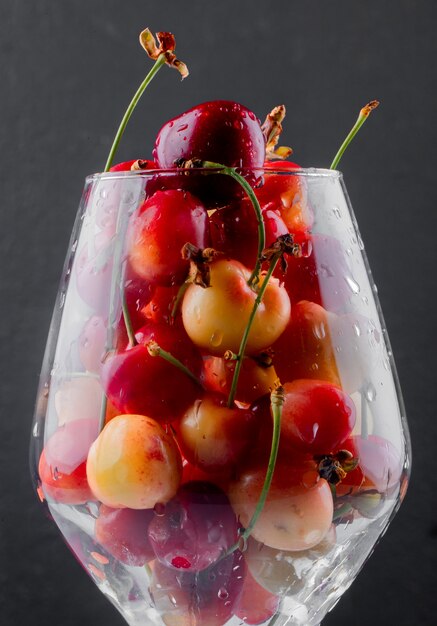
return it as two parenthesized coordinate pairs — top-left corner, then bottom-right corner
(256, 161), (313, 233)
(95, 505), (155, 566)
(86, 414), (182, 509)
(38, 418), (99, 504)
(209, 198), (289, 272)
(148, 481), (238, 572)
(272, 300), (341, 388)
(201, 355), (278, 405)
(228, 460), (333, 551)
(128, 189), (210, 287)
(101, 322), (203, 422)
(181, 258), (290, 355)
(176, 393), (257, 475)
(233, 567), (279, 625)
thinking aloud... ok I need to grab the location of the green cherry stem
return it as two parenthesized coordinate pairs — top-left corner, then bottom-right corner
(329, 100), (380, 171)
(201, 161), (265, 288)
(227, 251), (281, 408)
(104, 54), (167, 172)
(147, 340), (204, 388)
(223, 385), (283, 560)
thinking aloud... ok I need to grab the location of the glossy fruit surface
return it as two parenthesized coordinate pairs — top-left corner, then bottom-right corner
(39, 418), (99, 504)
(150, 550), (245, 626)
(209, 198), (289, 272)
(201, 355), (278, 405)
(128, 190), (210, 287)
(86, 414), (182, 509)
(154, 100), (265, 204)
(95, 505), (155, 566)
(256, 161), (312, 233)
(182, 258), (290, 355)
(148, 481), (238, 572)
(177, 394), (257, 474)
(229, 460), (333, 551)
(272, 300), (341, 387)
(101, 322), (203, 422)
(280, 380), (356, 455)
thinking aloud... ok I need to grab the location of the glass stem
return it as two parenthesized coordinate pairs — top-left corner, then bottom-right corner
(103, 54), (167, 171)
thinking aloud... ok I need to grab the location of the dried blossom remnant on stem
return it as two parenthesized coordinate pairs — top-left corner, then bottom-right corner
(181, 243), (222, 288)
(139, 28), (189, 79)
(261, 105), (293, 161)
(130, 159), (155, 171)
(360, 100), (380, 117)
(252, 349), (275, 369)
(261, 233), (301, 273)
(315, 450), (359, 486)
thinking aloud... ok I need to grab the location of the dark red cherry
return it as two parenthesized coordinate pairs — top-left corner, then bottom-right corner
(153, 100), (266, 205)
(210, 198), (289, 271)
(101, 322), (203, 423)
(148, 481), (238, 572)
(95, 505), (155, 566)
(150, 549), (246, 625)
(128, 189), (210, 287)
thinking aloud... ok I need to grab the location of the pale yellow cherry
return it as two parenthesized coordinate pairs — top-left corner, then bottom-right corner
(86, 414), (182, 509)
(181, 259), (290, 356)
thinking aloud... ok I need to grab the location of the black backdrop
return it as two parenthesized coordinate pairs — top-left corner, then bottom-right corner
(1, 1), (436, 625)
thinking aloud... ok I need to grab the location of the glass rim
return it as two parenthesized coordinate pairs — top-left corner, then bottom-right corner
(85, 166), (342, 183)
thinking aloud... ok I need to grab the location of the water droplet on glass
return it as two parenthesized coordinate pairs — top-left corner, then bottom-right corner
(218, 587), (229, 600)
(357, 234), (365, 250)
(332, 206), (341, 219)
(100, 188), (108, 200)
(32, 421), (40, 437)
(71, 240), (78, 253)
(313, 322), (326, 340)
(362, 295), (369, 305)
(346, 248), (353, 256)
(353, 322), (361, 337)
(177, 123), (188, 132)
(59, 292), (66, 309)
(194, 305), (201, 322)
(365, 381), (377, 402)
(344, 276), (360, 294)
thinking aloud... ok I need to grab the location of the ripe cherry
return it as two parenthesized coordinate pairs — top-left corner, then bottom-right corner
(38, 418), (99, 504)
(95, 505), (155, 566)
(181, 258), (290, 355)
(153, 100), (265, 204)
(233, 567), (279, 625)
(176, 393), (257, 475)
(272, 300), (341, 388)
(150, 549), (246, 626)
(101, 322), (203, 422)
(228, 459), (333, 551)
(209, 198), (289, 272)
(86, 414), (182, 509)
(201, 355), (278, 405)
(148, 481), (238, 572)
(257, 161), (313, 233)
(128, 189), (210, 287)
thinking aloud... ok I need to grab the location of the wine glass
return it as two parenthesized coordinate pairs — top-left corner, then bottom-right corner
(30, 168), (411, 626)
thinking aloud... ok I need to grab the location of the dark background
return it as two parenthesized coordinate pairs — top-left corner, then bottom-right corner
(1, 1), (436, 624)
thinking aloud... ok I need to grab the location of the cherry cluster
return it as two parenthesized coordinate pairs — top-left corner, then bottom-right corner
(38, 100), (402, 626)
